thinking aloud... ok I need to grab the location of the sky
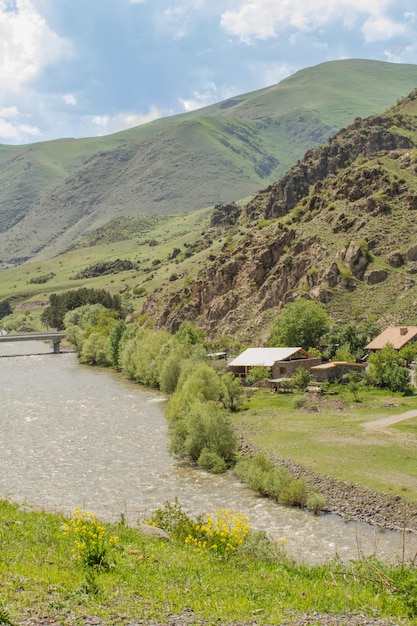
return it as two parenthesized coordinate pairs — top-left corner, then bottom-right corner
(1, 0), (417, 145)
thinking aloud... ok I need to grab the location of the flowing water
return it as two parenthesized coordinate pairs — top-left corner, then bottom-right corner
(1, 340), (416, 564)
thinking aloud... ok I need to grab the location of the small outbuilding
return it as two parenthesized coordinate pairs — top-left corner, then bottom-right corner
(365, 326), (417, 351)
(228, 347), (321, 380)
(310, 361), (366, 383)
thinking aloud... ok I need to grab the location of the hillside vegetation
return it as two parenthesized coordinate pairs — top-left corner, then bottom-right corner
(1, 59), (417, 265)
(140, 89), (417, 342)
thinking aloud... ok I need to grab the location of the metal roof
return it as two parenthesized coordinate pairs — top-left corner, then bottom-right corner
(228, 347), (305, 367)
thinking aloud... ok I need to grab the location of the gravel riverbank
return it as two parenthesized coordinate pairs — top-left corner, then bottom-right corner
(238, 437), (417, 535)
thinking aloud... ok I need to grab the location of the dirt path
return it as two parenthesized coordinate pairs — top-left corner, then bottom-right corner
(363, 408), (417, 431)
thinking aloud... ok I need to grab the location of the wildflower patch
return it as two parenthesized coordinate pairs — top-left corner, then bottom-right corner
(62, 507), (118, 570)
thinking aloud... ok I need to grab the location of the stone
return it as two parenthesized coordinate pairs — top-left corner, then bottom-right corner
(344, 242), (369, 278)
(365, 269), (388, 285)
(387, 251), (403, 267)
(137, 523), (172, 540)
(406, 244), (417, 262)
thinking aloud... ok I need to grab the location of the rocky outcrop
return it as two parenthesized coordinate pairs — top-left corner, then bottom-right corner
(387, 251), (404, 267)
(261, 118), (415, 220)
(343, 242), (369, 279)
(209, 202), (241, 229)
(142, 92), (417, 341)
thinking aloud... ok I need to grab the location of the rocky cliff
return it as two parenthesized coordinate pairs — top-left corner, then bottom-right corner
(142, 91), (417, 343)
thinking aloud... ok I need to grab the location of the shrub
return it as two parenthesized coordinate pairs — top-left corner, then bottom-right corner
(246, 366), (270, 386)
(146, 498), (196, 541)
(279, 479), (308, 508)
(307, 492), (326, 514)
(236, 529), (281, 563)
(291, 367), (312, 391)
(293, 396), (307, 409)
(197, 449), (227, 474)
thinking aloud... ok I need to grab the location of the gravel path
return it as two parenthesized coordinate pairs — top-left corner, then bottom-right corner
(362, 409), (417, 431)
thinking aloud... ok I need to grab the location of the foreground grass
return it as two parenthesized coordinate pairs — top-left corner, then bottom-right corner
(1, 500), (416, 625)
(232, 386), (417, 500)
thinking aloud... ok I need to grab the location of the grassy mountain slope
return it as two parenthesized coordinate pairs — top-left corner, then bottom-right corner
(139, 90), (417, 343)
(1, 59), (417, 265)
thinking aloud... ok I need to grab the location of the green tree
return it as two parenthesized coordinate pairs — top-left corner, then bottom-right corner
(80, 332), (110, 366)
(108, 319), (127, 368)
(169, 400), (237, 468)
(175, 321), (205, 345)
(270, 299), (330, 351)
(291, 367), (312, 391)
(119, 328), (171, 387)
(42, 288), (122, 329)
(218, 371), (245, 411)
(245, 366), (270, 386)
(400, 342), (417, 364)
(323, 321), (380, 361)
(368, 344), (410, 393)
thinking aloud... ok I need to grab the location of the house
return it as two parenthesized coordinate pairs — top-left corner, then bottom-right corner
(310, 361), (366, 383)
(228, 347), (321, 380)
(365, 326), (417, 352)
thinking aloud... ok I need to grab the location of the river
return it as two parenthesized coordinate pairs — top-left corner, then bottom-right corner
(1, 340), (416, 565)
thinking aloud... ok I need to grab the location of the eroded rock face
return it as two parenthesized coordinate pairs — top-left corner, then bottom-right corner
(141, 100), (417, 342)
(263, 120), (414, 220)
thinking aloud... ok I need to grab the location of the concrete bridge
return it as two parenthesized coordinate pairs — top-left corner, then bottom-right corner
(0, 331), (65, 354)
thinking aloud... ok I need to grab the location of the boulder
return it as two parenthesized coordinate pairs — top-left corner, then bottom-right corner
(387, 251), (404, 267)
(344, 242), (369, 278)
(365, 269), (388, 285)
(406, 244), (417, 262)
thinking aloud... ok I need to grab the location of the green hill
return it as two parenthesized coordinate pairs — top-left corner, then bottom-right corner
(1, 59), (417, 265)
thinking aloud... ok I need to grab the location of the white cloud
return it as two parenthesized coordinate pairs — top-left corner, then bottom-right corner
(178, 82), (236, 112)
(63, 94), (77, 106)
(92, 106), (166, 135)
(220, 1), (400, 43)
(0, 105), (41, 141)
(362, 15), (407, 43)
(0, 0), (71, 93)
(384, 42), (417, 63)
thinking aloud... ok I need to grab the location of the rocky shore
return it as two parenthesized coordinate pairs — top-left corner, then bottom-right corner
(238, 437), (417, 535)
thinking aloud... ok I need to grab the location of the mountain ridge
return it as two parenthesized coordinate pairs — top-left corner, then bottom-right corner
(2, 59), (417, 266)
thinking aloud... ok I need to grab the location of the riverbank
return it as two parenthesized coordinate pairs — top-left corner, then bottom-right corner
(237, 435), (417, 535)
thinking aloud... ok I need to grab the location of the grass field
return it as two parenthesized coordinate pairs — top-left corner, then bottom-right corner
(231, 387), (417, 500)
(1, 499), (417, 625)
